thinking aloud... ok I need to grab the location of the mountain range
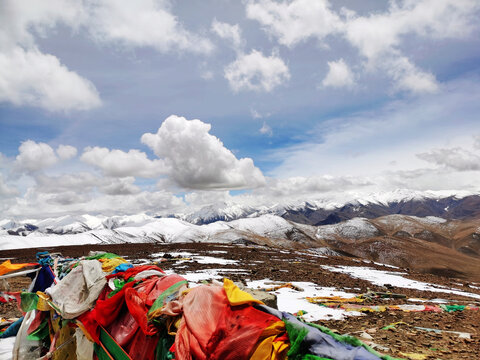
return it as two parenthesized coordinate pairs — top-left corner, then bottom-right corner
(1, 190), (480, 280)
(174, 190), (480, 226)
(3, 190), (480, 234)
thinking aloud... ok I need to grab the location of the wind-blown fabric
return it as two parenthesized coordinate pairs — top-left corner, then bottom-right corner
(174, 284), (280, 360)
(47, 260), (107, 319)
(0, 260), (37, 277)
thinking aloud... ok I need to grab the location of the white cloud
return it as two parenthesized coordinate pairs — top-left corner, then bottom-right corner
(417, 147), (480, 171)
(224, 50), (290, 92)
(13, 141), (80, 174)
(33, 172), (140, 196)
(88, 0), (213, 54)
(0, 47), (101, 111)
(260, 175), (373, 198)
(80, 147), (165, 178)
(247, 0), (480, 94)
(34, 172), (99, 194)
(340, 0), (478, 93)
(0, 153), (11, 170)
(200, 70), (214, 80)
(259, 122), (273, 136)
(198, 61), (214, 80)
(45, 191), (91, 206)
(383, 56), (439, 94)
(15, 140), (58, 172)
(251, 109), (271, 119)
(251, 109), (263, 119)
(211, 19), (243, 51)
(0, 0), (217, 111)
(0, 1), (100, 111)
(343, 0), (480, 60)
(184, 191), (232, 207)
(267, 79), (480, 190)
(141, 115), (266, 189)
(56, 145), (78, 160)
(0, 0), (86, 50)
(0, 175), (18, 198)
(100, 177), (141, 196)
(474, 136), (480, 150)
(2, 0), (214, 55)
(322, 58), (355, 89)
(382, 168), (480, 193)
(245, 0), (342, 47)
(6, 188), (184, 218)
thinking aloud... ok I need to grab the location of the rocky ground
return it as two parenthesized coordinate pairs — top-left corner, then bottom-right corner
(1, 242), (479, 359)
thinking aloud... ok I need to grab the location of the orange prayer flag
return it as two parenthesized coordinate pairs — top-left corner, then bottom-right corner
(0, 259), (38, 276)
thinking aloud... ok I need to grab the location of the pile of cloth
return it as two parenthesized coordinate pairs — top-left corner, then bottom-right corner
(0, 253), (403, 360)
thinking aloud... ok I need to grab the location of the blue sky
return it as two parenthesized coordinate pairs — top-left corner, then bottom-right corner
(1, 0), (480, 219)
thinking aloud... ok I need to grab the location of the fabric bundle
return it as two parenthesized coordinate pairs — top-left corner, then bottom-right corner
(2, 252), (401, 360)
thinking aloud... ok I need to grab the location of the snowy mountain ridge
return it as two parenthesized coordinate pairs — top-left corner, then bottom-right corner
(2, 210), (480, 279)
(0, 214), (318, 250)
(1, 189), (479, 236)
(175, 189), (477, 226)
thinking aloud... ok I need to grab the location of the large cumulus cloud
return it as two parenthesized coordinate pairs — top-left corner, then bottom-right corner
(141, 115), (266, 190)
(80, 147), (165, 178)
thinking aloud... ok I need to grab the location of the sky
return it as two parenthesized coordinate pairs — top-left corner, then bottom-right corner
(1, 0), (480, 219)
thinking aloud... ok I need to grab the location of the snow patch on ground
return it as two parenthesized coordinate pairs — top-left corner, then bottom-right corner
(407, 298), (449, 304)
(322, 266), (480, 299)
(151, 252), (238, 265)
(246, 279), (362, 321)
(373, 261), (399, 269)
(193, 256), (238, 265)
(151, 252), (195, 258)
(167, 268), (249, 285)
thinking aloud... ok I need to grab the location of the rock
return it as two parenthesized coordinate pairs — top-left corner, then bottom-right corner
(239, 286), (278, 309)
(359, 332), (373, 340)
(458, 333), (471, 340)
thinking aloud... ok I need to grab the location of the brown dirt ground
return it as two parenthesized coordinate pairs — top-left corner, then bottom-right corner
(1, 242), (479, 359)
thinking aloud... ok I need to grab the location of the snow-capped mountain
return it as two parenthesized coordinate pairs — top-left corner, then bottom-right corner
(316, 218), (380, 241)
(1, 207), (480, 280)
(1, 189), (479, 236)
(174, 189), (479, 226)
(177, 201), (262, 225)
(11, 215), (106, 235)
(102, 214), (155, 229)
(0, 214), (318, 250)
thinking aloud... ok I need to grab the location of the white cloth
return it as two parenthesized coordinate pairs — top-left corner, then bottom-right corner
(0, 337), (15, 360)
(133, 269), (165, 281)
(12, 310), (41, 360)
(47, 260), (107, 319)
(75, 328), (94, 360)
